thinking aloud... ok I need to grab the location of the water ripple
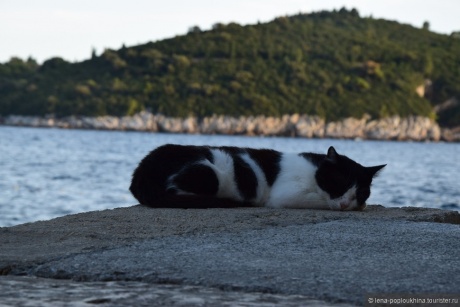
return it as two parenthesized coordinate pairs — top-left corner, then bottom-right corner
(1, 126), (459, 226)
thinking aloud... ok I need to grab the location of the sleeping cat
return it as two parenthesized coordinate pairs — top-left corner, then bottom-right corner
(130, 144), (385, 211)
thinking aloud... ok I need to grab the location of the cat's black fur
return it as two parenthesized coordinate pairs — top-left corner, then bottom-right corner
(130, 144), (385, 210)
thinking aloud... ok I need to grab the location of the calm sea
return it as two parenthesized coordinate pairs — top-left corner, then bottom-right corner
(1, 126), (459, 227)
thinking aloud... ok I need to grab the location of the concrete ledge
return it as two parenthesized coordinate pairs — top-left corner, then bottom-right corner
(1, 205), (459, 306)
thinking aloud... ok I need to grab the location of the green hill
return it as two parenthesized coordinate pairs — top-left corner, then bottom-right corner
(1, 8), (459, 126)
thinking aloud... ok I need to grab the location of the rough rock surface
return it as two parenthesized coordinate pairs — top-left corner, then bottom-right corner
(0, 276), (355, 307)
(0, 205), (459, 306)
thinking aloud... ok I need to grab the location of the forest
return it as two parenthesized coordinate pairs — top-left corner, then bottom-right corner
(1, 8), (459, 126)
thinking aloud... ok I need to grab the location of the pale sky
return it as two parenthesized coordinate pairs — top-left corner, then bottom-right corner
(1, 0), (459, 64)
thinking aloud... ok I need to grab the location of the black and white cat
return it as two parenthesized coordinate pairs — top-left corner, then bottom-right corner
(130, 144), (385, 211)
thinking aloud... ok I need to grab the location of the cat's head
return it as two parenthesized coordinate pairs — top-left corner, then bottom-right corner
(315, 146), (385, 211)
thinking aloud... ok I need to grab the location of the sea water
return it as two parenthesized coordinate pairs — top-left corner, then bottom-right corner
(1, 126), (458, 227)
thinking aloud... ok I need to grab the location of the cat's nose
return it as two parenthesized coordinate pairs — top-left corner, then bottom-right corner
(340, 202), (349, 210)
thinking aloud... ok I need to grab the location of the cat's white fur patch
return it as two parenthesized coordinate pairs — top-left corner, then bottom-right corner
(266, 153), (330, 209)
(239, 153), (270, 205)
(200, 149), (243, 201)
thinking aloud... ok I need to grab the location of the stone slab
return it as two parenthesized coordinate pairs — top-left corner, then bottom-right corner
(1, 205), (459, 306)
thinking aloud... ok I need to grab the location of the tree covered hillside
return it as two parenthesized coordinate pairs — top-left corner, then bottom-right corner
(1, 8), (459, 126)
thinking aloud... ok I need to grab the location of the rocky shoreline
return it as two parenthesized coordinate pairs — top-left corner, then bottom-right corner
(2, 112), (460, 142)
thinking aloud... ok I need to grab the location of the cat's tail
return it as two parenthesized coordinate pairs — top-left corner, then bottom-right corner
(139, 194), (254, 209)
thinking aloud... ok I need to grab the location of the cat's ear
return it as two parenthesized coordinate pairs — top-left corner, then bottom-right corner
(326, 146), (338, 162)
(367, 164), (386, 178)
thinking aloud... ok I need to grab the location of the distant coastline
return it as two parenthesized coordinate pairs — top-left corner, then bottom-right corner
(1, 112), (459, 142)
